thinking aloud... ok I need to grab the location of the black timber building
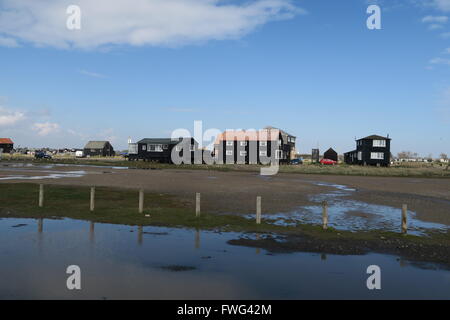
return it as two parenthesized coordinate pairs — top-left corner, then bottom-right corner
(128, 138), (198, 163)
(83, 141), (115, 157)
(214, 127), (296, 165)
(344, 135), (391, 166)
(324, 148), (338, 162)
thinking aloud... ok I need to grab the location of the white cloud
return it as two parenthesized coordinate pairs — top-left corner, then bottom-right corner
(441, 31), (450, 37)
(445, 47), (450, 53)
(32, 122), (60, 136)
(0, 106), (25, 126)
(79, 69), (107, 78)
(0, 0), (304, 50)
(422, 15), (448, 23)
(430, 57), (450, 65)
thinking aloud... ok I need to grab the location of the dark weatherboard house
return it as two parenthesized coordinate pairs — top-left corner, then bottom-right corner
(83, 141), (115, 157)
(324, 148), (338, 162)
(214, 126), (296, 165)
(0, 138), (14, 153)
(128, 138), (198, 163)
(344, 135), (391, 166)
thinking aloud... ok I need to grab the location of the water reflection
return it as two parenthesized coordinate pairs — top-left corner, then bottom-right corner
(0, 217), (449, 299)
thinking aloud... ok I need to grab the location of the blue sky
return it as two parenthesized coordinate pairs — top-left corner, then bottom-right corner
(0, 0), (449, 156)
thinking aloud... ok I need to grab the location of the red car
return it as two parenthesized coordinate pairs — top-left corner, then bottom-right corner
(320, 158), (337, 165)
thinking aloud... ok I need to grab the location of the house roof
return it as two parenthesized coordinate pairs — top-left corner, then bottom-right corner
(84, 141), (111, 149)
(214, 129), (280, 144)
(0, 138), (13, 144)
(264, 126), (295, 138)
(137, 138), (185, 144)
(324, 148), (337, 154)
(358, 135), (391, 140)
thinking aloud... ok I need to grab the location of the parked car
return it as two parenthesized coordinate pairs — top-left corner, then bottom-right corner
(35, 152), (52, 159)
(290, 158), (303, 165)
(320, 158), (337, 165)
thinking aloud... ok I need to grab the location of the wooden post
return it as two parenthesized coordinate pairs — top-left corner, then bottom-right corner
(402, 204), (408, 234)
(195, 193), (201, 217)
(139, 189), (144, 214)
(90, 187), (95, 212)
(38, 184), (44, 208)
(322, 201), (328, 230)
(256, 196), (261, 224)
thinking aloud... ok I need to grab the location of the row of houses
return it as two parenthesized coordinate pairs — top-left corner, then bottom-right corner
(0, 131), (395, 167)
(127, 127), (296, 164)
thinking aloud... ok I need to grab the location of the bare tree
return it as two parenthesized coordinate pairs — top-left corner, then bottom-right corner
(440, 153), (448, 160)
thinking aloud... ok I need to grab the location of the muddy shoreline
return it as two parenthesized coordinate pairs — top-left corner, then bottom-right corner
(228, 232), (450, 269)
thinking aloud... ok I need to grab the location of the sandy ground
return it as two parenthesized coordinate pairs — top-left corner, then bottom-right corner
(1, 163), (449, 226)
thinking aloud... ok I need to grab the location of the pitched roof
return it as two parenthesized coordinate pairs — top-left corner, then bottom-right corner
(138, 138), (184, 144)
(0, 138), (13, 144)
(264, 126), (295, 138)
(325, 148), (337, 153)
(84, 141), (111, 149)
(214, 129), (280, 144)
(358, 135), (391, 140)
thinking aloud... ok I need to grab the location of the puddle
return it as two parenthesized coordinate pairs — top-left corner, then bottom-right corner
(248, 181), (449, 236)
(0, 217), (449, 299)
(0, 170), (86, 180)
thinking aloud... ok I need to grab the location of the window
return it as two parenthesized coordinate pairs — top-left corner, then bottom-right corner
(371, 152), (384, 160)
(163, 144), (169, 150)
(189, 145), (195, 152)
(259, 151), (267, 157)
(175, 145), (182, 152)
(240, 151), (247, 156)
(142, 145), (147, 151)
(226, 150), (233, 156)
(148, 144), (163, 152)
(226, 141), (234, 146)
(240, 141), (247, 147)
(275, 150), (283, 159)
(357, 151), (362, 161)
(259, 141), (267, 147)
(373, 140), (386, 147)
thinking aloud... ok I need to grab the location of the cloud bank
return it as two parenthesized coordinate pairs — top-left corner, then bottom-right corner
(0, 0), (303, 49)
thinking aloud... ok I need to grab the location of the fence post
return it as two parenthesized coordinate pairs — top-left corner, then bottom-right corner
(256, 196), (261, 224)
(38, 184), (44, 208)
(196, 193), (201, 217)
(139, 189), (144, 214)
(90, 187), (95, 212)
(322, 201), (328, 230)
(402, 204), (408, 234)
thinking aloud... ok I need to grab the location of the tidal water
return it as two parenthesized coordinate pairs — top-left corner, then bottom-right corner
(0, 218), (449, 299)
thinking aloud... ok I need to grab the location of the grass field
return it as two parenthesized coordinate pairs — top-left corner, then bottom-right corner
(1, 154), (450, 178)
